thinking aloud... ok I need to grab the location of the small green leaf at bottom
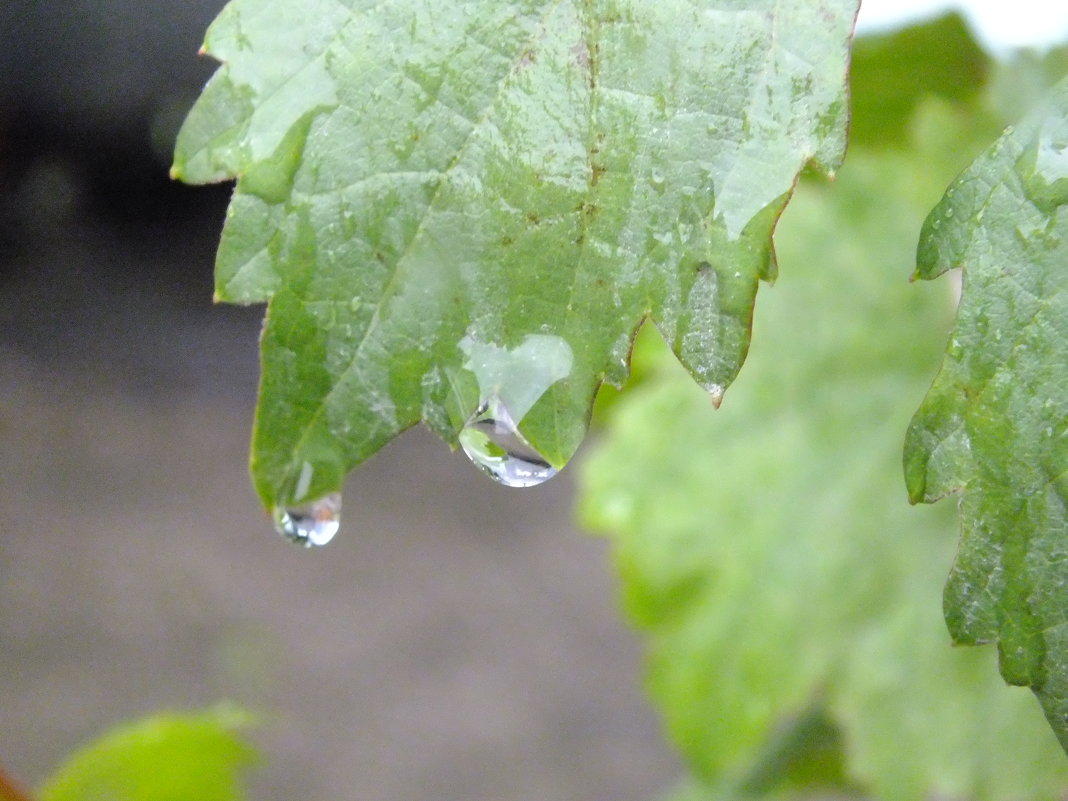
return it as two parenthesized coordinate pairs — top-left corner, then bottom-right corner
(37, 706), (256, 801)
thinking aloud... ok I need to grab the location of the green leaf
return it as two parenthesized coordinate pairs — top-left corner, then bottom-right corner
(173, 0), (855, 508)
(904, 76), (1068, 749)
(578, 116), (1068, 798)
(847, 12), (990, 150)
(37, 707), (256, 801)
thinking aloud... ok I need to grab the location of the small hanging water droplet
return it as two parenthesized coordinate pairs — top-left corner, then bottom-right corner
(459, 396), (556, 487)
(708, 384), (725, 408)
(272, 492), (342, 547)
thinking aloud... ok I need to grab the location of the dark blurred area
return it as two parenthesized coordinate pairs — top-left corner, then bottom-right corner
(0, 3), (676, 799)
(0, 0), (229, 225)
(0, 0), (248, 395)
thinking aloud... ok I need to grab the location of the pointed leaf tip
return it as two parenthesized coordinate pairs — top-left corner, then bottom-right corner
(173, 0), (857, 509)
(906, 75), (1068, 751)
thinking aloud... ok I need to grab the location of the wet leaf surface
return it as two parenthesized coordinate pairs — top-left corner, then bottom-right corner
(173, 0), (854, 508)
(38, 708), (255, 801)
(581, 125), (1068, 798)
(905, 76), (1068, 751)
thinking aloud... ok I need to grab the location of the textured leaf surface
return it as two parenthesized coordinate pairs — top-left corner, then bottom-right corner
(173, 0), (854, 507)
(579, 107), (1068, 799)
(905, 76), (1068, 748)
(38, 708), (256, 801)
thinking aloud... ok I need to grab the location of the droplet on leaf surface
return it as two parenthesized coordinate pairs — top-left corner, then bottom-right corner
(459, 395), (557, 487)
(454, 332), (573, 486)
(272, 492), (342, 547)
(708, 383), (725, 408)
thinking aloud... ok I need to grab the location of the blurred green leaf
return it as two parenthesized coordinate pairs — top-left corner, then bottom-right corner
(733, 705), (851, 797)
(38, 707), (256, 801)
(648, 705), (852, 801)
(173, 0), (855, 509)
(579, 103), (1068, 798)
(848, 12), (990, 149)
(905, 75), (1068, 750)
(989, 45), (1068, 124)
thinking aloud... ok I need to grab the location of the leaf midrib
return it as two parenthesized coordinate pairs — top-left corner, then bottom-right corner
(279, 0), (573, 486)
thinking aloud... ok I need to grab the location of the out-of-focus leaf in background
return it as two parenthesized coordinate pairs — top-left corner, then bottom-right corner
(37, 707), (256, 801)
(172, 0), (855, 509)
(580, 16), (1068, 800)
(905, 75), (1068, 749)
(848, 12), (990, 149)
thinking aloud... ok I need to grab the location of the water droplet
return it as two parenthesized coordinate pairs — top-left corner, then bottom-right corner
(458, 333), (573, 425)
(272, 492), (342, 547)
(1018, 118), (1068, 212)
(708, 384), (725, 408)
(459, 396), (556, 487)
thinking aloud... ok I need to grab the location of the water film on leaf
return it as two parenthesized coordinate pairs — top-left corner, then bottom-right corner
(172, 0), (856, 513)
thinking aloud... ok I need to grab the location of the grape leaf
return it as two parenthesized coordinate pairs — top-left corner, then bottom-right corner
(579, 106), (1068, 799)
(37, 707), (256, 801)
(172, 0), (855, 509)
(904, 76), (1068, 750)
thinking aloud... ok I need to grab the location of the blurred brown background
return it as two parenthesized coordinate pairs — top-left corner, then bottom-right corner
(0, 2), (678, 798)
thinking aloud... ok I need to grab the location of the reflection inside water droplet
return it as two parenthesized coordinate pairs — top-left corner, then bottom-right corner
(453, 332), (573, 487)
(459, 396), (556, 487)
(708, 384), (725, 408)
(272, 492), (342, 547)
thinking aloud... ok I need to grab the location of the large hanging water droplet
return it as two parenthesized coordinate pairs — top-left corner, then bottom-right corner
(459, 396), (557, 487)
(272, 492), (342, 547)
